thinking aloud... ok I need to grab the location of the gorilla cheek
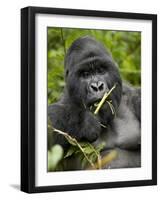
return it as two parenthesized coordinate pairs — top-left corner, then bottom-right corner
(67, 75), (86, 103)
(110, 85), (122, 111)
(66, 76), (78, 95)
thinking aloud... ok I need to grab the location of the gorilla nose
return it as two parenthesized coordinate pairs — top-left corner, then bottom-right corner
(90, 81), (105, 93)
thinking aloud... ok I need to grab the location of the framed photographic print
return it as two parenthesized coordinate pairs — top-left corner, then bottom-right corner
(21, 6), (157, 193)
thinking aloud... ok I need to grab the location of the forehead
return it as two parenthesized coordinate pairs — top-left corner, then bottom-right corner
(73, 56), (114, 72)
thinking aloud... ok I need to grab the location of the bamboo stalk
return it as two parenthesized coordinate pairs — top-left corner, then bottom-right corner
(94, 84), (117, 115)
(87, 150), (118, 170)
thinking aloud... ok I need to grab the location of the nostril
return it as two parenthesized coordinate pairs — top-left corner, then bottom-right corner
(90, 82), (105, 93)
(98, 83), (104, 91)
(91, 84), (98, 92)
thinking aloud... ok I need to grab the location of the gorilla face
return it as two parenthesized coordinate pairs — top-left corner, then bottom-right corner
(65, 36), (122, 120)
(78, 65), (108, 106)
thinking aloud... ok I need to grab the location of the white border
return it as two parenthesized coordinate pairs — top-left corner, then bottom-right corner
(35, 14), (152, 186)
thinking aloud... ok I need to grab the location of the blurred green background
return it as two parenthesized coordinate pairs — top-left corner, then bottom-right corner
(48, 28), (141, 105)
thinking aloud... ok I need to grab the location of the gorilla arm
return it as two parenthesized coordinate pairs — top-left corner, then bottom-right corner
(48, 103), (102, 149)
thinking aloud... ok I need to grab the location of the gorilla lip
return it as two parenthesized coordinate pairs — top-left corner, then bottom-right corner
(88, 98), (102, 107)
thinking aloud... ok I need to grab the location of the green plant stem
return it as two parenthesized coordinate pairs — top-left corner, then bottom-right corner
(87, 142), (102, 169)
(87, 150), (118, 170)
(48, 125), (95, 169)
(106, 100), (115, 115)
(94, 84), (117, 115)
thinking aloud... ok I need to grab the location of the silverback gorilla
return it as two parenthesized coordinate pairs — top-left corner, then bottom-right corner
(48, 36), (141, 169)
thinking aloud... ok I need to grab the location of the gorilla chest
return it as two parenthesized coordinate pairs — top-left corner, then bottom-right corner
(94, 105), (140, 150)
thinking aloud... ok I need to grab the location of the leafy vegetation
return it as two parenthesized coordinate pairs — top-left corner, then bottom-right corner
(48, 118), (118, 171)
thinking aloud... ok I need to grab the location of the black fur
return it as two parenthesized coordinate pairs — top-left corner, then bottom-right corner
(48, 36), (141, 169)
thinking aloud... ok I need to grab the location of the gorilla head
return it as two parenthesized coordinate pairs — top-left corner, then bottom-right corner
(64, 36), (122, 123)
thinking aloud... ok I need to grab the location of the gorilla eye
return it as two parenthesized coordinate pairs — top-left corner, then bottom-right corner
(97, 67), (105, 73)
(82, 71), (90, 78)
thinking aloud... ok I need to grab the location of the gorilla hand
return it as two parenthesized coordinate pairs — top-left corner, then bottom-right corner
(89, 98), (116, 126)
(80, 111), (101, 142)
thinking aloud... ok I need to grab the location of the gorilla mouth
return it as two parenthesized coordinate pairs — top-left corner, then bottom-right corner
(87, 97), (102, 107)
(87, 90), (109, 107)
(87, 84), (117, 115)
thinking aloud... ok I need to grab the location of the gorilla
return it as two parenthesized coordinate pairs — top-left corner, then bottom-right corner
(48, 36), (141, 170)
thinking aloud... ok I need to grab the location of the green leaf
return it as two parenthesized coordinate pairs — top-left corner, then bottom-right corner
(64, 136), (77, 146)
(96, 142), (106, 152)
(64, 147), (76, 158)
(48, 144), (64, 171)
(82, 146), (94, 154)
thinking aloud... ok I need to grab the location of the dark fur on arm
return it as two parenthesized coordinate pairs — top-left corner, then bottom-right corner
(48, 103), (101, 149)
